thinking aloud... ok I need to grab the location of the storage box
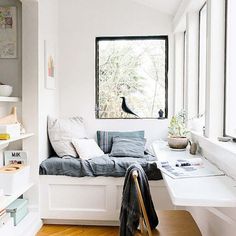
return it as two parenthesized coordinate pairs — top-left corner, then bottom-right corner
(0, 124), (20, 138)
(0, 165), (30, 195)
(6, 199), (28, 226)
(4, 151), (28, 165)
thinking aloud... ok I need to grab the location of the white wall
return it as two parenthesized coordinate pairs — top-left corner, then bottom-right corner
(21, 0), (59, 208)
(174, 32), (184, 113)
(185, 12), (199, 119)
(57, 0), (174, 143)
(22, 0), (39, 208)
(38, 0), (59, 161)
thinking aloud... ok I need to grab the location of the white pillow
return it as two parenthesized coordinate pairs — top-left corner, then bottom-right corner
(48, 116), (88, 157)
(72, 139), (104, 160)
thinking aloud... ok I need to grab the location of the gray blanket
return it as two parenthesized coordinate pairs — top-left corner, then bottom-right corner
(39, 154), (162, 180)
(120, 163), (159, 235)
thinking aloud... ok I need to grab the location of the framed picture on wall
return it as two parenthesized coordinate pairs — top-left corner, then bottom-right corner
(44, 40), (56, 89)
(0, 6), (17, 58)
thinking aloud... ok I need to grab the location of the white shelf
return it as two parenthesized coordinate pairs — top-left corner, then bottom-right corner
(0, 133), (34, 149)
(0, 183), (34, 211)
(0, 97), (21, 102)
(152, 142), (236, 207)
(0, 210), (42, 236)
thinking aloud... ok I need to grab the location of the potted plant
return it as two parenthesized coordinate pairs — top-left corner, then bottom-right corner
(168, 110), (189, 149)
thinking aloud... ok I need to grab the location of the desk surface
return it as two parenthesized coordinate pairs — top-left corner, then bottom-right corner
(152, 142), (236, 207)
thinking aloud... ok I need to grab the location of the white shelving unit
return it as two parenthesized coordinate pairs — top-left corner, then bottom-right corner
(0, 211), (41, 236)
(0, 183), (34, 211)
(0, 133), (34, 149)
(0, 97), (21, 102)
(0, 133), (35, 210)
(0, 132), (40, 234)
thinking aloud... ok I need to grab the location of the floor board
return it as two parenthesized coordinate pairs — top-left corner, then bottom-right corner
(36, 225), (119, 236)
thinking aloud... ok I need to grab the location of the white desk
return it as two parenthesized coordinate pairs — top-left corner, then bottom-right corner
(152, 142), (236, 207)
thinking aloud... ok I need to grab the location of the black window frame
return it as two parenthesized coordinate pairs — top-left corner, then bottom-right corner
(223, 0), (236, 140)
(95, 35), (169, 119)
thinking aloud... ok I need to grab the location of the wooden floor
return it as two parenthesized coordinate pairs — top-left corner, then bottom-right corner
(37, 225), (119, 236)
(37, 211), (201, 236)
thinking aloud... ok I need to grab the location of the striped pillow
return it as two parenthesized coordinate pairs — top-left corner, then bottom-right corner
(97, 130), (145, 153)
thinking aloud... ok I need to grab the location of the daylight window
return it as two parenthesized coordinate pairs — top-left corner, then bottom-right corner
(225, 0), (236, 138)
(198, 3), (207, 117)
(96, 36), (168, 119)
(183, 31), (187, 110)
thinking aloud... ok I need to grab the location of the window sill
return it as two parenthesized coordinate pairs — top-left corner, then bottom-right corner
(191, 131), (236, 156)
(191, 131), (236, 180)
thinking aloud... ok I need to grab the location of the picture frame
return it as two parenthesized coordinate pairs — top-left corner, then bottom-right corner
(0, 6), (17, 58)
(44, 40), (56, 89)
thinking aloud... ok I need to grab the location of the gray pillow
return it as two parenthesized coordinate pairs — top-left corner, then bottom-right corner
(97, 130), (145, 153)
(110, 137), (146, 158)
(48, 116), (88, 157)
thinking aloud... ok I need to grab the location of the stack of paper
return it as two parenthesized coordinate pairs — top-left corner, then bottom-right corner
(157, 158), (225, 179)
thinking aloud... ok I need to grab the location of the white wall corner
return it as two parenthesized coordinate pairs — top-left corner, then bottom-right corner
(186, 12), (199, 119)
(173, 32), (185, 113)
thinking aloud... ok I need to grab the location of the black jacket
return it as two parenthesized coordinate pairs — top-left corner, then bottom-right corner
(119, 163), (159, 236)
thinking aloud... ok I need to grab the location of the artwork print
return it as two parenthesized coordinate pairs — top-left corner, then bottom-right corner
(0, 6), (17, 58)
(44, 40), (56, 89)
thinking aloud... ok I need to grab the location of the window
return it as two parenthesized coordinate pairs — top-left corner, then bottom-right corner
(225, 0), (236, 138)
(183, 31), (187, 110)
(198, 3), (207, 117)
(96, 36), (168, 119)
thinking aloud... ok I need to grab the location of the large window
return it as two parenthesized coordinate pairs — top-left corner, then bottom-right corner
(198, 3), (207, 117)
(183, 31), (187, 110)
(96, 36), (168, 119)
(225, 0), (236, 138)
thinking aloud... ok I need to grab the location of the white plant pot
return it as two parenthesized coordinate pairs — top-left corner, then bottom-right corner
(0, 85), (13, 97)
(168, 137), (189, 149)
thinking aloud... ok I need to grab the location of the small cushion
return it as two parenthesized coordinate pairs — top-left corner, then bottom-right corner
(72, 139), (104, 160)
(110, 137), (146, 158)
(48, 116), (88, 157)
(97, 130), (145, 153)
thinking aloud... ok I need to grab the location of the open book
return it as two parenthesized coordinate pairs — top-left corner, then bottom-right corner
(157, 158), (225, 179)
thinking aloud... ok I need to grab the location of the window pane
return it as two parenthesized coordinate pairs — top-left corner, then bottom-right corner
(96, 37), (168, 119)
(198, 4), (207, 116)
(183, 31), (187, 110)
(225, 0), (236, 137)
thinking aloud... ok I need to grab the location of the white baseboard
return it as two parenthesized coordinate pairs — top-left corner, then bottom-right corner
(43, 219), (119, 226)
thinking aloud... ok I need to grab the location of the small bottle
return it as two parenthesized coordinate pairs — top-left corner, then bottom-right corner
(190, 143), (197, 155)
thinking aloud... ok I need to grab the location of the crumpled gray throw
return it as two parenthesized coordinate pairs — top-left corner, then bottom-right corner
(119, 163), (159, 236)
